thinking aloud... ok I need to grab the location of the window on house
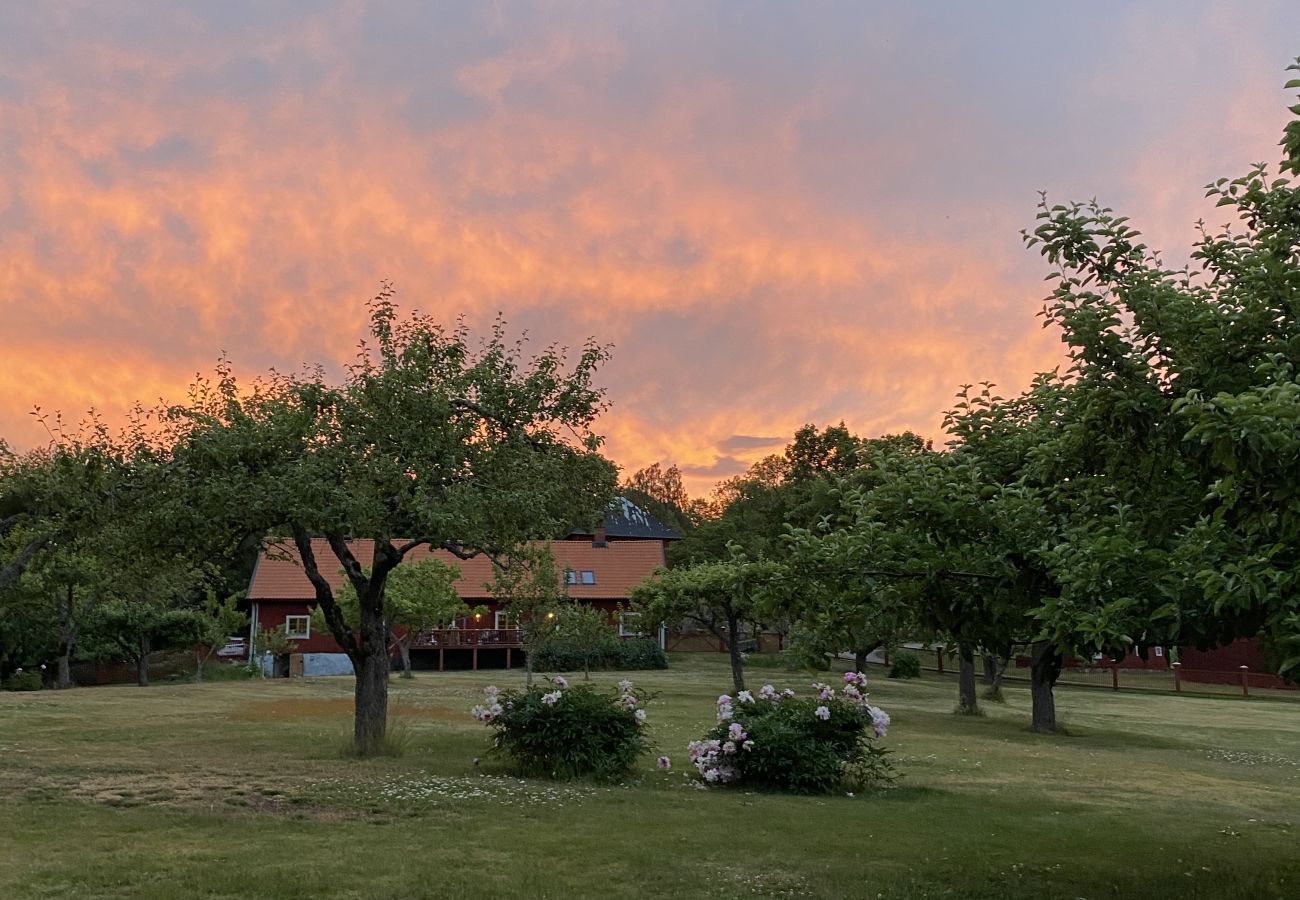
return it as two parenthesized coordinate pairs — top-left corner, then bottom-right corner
(565, 569), (578, 585)
(618, 612), (641, 637)
(1154, 646), (1164, 657)
(494, 610), (516, 630)
(284, 615), (311, 640)
(580, 570), (595, 585)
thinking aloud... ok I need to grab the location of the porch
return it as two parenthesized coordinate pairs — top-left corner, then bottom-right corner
(409, 628), (523, 671)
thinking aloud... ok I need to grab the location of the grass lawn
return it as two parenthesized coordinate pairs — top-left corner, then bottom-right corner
(2, 654), (1298, 899)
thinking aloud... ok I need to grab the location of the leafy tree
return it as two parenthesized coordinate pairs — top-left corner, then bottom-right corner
(541, 602), (619, 680)
(488, 543), (568, 686)
(83, 596), (203, 687)
(317, 557), (465, 678)
(192, 592), (249, 681)
(250, 623), (299, 676)
(631, 549), (778, 692)
(162, 287), (617, 754)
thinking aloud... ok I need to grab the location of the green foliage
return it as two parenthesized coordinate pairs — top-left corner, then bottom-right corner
(327, 558), (465, 633)
(691, 689), (893, 794)
(2, 669), (42, 691)
(533, 603), (617, 675)
(252, 624), (297, 663)
(533, 636), (667, 672)
(888, 651), (921, 679)
(477, 680), (650, 780)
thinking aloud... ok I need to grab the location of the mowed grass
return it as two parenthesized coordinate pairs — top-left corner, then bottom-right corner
(1, 655), (1298, 900)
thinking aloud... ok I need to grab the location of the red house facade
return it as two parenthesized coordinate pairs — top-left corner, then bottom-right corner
(244, 498), (677, 675)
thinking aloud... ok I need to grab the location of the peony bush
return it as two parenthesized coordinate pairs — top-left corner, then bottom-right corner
(471, 676), (651, 780)
(687, 672), (893, 794)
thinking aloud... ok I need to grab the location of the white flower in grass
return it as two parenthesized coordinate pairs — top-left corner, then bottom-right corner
(634, 709), (647, 722)
(541, 691), (562, 706)
(742, 740), (755, 752)
(780, 688), (795, 699)
(814, 705), (831, 721)
(656, 756), (671, 771)
(736, 690), (754, 704)
(619, 679), (634, 693)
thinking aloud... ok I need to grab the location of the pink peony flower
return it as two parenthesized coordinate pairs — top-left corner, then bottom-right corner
(656, 756), (671, 770)
(552, 675), (569, 689)
(759, 684), (776, 699)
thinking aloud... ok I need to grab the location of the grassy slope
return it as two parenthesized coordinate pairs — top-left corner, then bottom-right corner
(1, 654), (1297, 900)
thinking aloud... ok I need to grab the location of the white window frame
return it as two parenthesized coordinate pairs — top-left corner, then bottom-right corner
(618, 611), (641, 637)
(580, 570), (596, 585)
(284, 615), (311, 640)
(494, 610), (516, 630)
(1154, 646), (1163, 657)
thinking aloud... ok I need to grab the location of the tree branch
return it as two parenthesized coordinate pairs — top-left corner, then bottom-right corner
(0, 533), (52, 591)
(290, 524), (358, 658)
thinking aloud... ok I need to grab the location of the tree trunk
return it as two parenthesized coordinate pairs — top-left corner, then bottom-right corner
(1030, 640), (1061, 733)
(990, 655), (1007, 693)
(353, 587), (391, 755)
(397, 636), (412, 678)
(982, 653), (996, 685)
(56, 586), (76, 689)
(956, 646), (978, 714)
(135, 635), (151, 687)
(854, 649), (868, 672)
(725, 610), (745, 693)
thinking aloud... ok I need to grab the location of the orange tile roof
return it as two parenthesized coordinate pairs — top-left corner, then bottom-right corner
(247, 538), (666, 602)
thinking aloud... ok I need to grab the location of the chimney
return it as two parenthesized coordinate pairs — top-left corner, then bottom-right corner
(593, 524), (607, 548)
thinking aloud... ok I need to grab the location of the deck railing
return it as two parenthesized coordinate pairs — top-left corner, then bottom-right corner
(410, 628), (522, 649)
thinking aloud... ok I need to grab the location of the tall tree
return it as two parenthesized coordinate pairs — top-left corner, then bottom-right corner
(164, 287), (618, 754)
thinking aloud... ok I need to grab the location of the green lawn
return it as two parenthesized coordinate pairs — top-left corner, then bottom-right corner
(2, 654), (1298, 899)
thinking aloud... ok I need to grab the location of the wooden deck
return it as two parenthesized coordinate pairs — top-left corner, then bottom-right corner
(409, 628), (523, 671)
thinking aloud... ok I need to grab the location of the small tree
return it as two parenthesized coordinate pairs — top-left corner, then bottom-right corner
(543, 602), (619, 680)
(489, 544), (567, 686)
(251, 624), (298, 677)
(193, 592), (249, 681)
(631, 548), (777, 693)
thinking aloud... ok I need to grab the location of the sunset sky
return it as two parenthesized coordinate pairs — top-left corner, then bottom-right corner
(3, 2), (1299, 497)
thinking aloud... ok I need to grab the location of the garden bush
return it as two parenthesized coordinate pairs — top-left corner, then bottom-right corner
(888, 651), (921, 679)
(2, 669), (42, 691)
(686, 672), (892, 794)
(471, 676), (651, 779)
(533, 637), (666, 672)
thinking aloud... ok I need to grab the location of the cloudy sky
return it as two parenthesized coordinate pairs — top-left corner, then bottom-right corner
(3, 2), (1299, 496)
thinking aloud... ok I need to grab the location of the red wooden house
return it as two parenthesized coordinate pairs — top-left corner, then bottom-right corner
(244, 498), (677, 675)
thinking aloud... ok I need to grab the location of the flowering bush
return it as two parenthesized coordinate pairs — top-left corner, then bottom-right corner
(687, 672), (892, 794)
(471, 677), (651, 780)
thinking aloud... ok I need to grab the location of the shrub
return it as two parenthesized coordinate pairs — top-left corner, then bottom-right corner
(608, 638), (668, 670)
(2, 669), (42, 691)
(471, 676), (651, 779)
(533, 637), (667, 672)
(686, 673), (893, 794)
(888, 651), (921, 679)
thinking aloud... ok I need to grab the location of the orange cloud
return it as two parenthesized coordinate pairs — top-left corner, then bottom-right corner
(1, 3), (1295, 500)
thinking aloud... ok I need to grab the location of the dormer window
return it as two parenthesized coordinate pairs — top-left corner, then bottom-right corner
(565, 569), (578, 585)
(580, 570), (595, 585)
